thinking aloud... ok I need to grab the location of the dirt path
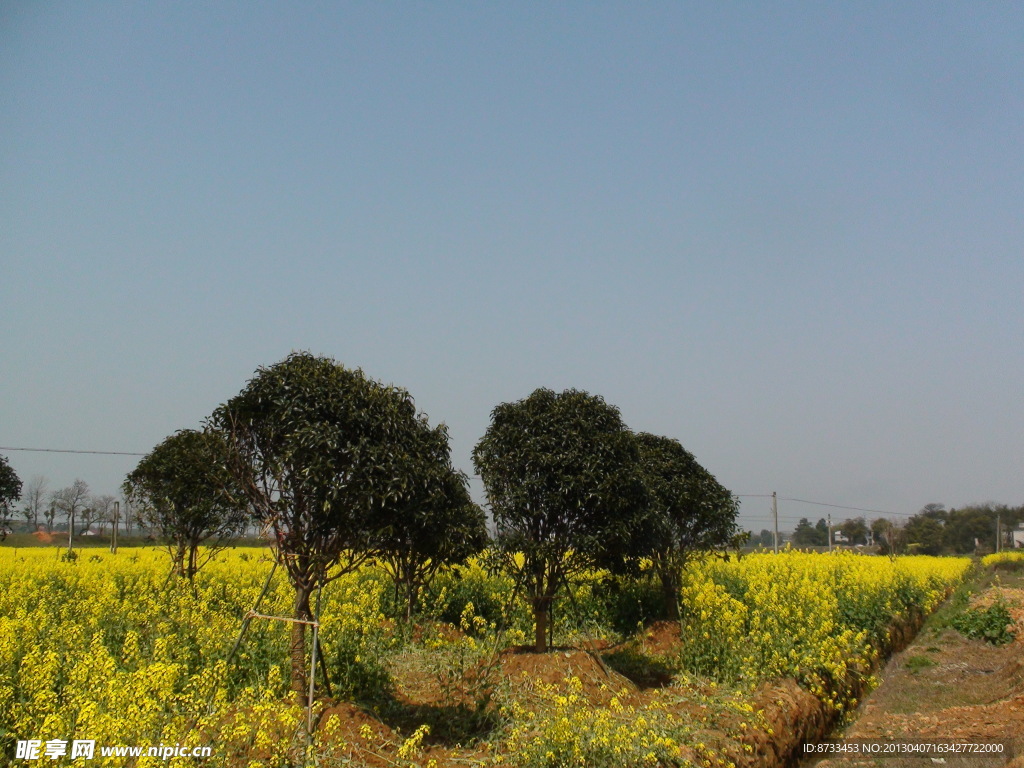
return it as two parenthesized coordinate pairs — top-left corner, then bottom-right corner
(810, 573), (1024, 768)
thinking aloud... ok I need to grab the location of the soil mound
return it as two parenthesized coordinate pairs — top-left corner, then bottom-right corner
(499, 646), (636, 705)
(638, 620), (683, 656)
(317, 701), (399, 767)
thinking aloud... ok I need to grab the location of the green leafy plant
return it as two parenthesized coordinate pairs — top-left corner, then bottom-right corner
(951, 597), (1016, 645)
(904, 654), (936, 673)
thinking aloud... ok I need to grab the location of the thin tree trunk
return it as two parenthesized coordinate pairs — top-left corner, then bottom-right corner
(660, 570), (680, 621)
(173, 543), (186, 578)
(533, 597), (551, 652)
(405, 580), (415, 622)
(291, 585), (314, 699)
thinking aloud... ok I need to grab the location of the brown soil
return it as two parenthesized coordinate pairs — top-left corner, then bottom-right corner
(316, 701), (399, 767)
(638, 620), (684, 656)
(499, 645), (635, 704)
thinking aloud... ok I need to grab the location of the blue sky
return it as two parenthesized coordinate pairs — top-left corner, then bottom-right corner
(2, 2), (1022, 532)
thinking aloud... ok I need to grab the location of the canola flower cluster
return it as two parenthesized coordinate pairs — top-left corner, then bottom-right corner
(678, 551), (971, 707)
(496, 675), (763, 768)
(0, 547), (398, 767)
(0, 546), (970, 767)
(981, 551), (1024, 568)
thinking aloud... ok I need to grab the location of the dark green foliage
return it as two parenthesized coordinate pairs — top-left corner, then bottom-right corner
(792, 517), (828, 547)
(838, 517), (868, 545)
(375, 421), (489, 620)
(209, 352), (447, 695)
(429, 566), (516, 631)
(631, 432), (739, 620)
(592, 575), (665, 636)
(210, 353), (428, 580)
(328, 628), (394, 704)
(877, 504), (1024, 556)
(903, 514), (944, 556)
(123, 430), (249, 579)
(0, 454), (21, 528)
(944, 504), (1021, 554)
(748, 529), (776, 548)
(473, 387), (645, 651)
(951, 598), (1016, 645)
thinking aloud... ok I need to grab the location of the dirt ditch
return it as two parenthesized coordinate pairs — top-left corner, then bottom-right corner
(807, 583), (1024, 768)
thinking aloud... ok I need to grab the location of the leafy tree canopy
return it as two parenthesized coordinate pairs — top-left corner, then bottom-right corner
(0, 455), (21, 527)
(210, 351), (440, 694)
(375, 420), (489, 619)
(838, 517), (868, 545)
(123, 429), (249, 579)
(473, 387), (644, 651)
(631, 432), (738, 618)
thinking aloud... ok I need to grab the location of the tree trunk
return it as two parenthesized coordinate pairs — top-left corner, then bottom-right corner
(290, 585), (314, 699)
(533, 597), (551, 653)
(173, 543), (187, 578)
(405, 580), (416, 623)
(660, 570), (680, 621)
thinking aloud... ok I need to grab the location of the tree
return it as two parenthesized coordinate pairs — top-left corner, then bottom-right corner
(77, 501), (99, 534)
(91, 494), (117, 535)
(473, 388), (644, 652)
(872, 517), (904, 557)
(919, 503), (948, 521)
(0, 455), (22, 530)
(903, 513), (944, 555)
(746, 529), (775, 548)
(815, 518), (830, 546)
(43, 499), (58, 534)
(52, 480), (90, 542)
(632, 432), (738, 619)
(838, 517), (868, 545)
(940, 504), (1024, 554)
(123, 430), (249, 579)
(210, 352), (434, 697)
(791, 517), (821, 547)
(375, 421), (489, 620)
(21, 475), (48, 531)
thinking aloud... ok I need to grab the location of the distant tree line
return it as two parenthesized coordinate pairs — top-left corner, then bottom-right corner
(882, 503), (1023, 556)
(0, 461), (149, 541)
(747, 503), (1023, 555)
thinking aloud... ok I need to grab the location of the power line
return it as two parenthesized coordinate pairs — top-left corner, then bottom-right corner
(0, 448), (938, 521)
(778, 496), (914, 518)
(0, 446), (146, 457)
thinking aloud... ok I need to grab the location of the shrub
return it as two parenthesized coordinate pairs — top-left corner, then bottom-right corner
(951, 597), (1016, 645)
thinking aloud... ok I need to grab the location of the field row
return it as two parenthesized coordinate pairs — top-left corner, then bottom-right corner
(0, 547), (971, 767)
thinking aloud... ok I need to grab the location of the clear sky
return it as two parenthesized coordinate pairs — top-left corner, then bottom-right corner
(3, 2), (1022, 533)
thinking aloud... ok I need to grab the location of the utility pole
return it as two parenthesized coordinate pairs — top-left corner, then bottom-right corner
(67, 506), (74, 557)
(996, 513), (1001, 553)
(827, 514), (832, 552)
(772, 492), (779, 554)
(111, 500), (119, 554)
